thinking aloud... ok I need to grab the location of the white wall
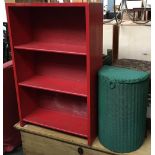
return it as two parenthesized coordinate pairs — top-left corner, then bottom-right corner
(103, 25), (113, 55)
(2, 0), (7, 22)
(103, 25), (151, 61)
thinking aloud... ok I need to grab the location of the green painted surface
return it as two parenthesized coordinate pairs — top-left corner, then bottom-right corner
(99, 65), (149, 83)
(98, 65), (149, 153)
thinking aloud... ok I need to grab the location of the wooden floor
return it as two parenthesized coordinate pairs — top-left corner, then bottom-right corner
(15, 123), (151, 155)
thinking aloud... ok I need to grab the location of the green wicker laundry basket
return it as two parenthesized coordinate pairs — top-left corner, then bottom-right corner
(98, 65), (150, 153)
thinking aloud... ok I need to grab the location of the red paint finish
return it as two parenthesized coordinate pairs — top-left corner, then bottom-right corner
(87, 3), (103, 145)
(6, 3), (103, 145)
(3, 61), (21, 152)
(24, 108), (88, 137)
(19, 75), (87, 97)
(15, 51), (87, 96)
(20, 87), (88, 137)
(14, 41), (86, 55)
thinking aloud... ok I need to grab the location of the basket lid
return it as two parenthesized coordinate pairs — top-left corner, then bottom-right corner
(99, 65), (150, 83)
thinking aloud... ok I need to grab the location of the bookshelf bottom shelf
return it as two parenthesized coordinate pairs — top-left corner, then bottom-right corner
(23, 107), (88, 138)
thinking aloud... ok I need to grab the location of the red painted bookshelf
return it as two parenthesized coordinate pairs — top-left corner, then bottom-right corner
(23, 108), (88, 137)
(18, 75), (87, 97)
(14, 41), (86, 55)
(6, 3), (103, 145)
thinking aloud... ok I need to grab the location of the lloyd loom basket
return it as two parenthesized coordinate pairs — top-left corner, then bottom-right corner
(98, 65), (149, 153)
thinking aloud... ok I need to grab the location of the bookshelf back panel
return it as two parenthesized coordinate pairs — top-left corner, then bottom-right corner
(19, 87), (87, 118)
(19, 87), (88, 137)
(14, 51), (86, 82)
(8, 7), (86, 47)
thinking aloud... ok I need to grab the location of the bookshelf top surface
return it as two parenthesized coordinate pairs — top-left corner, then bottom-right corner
(6, 3), (93, 7)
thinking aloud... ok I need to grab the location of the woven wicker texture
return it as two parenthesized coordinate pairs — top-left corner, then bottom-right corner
(112, 59), (151, 119)
(98, 65), (149, 153)
(99, 65), (149, 83)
